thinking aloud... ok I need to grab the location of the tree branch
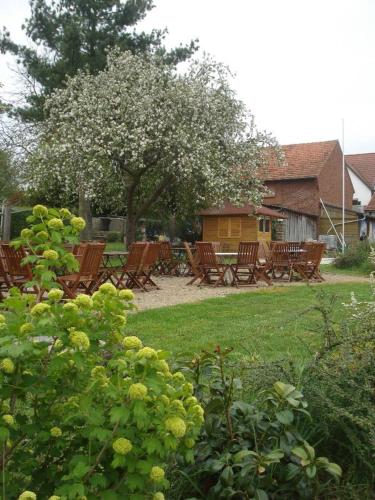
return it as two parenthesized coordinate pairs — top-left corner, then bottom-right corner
(135, 175), (173, 220)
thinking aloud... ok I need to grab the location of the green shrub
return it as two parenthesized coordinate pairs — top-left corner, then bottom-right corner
(106, 231), (122, 242)
(173, 348), (341, 499)
(300, 285), (375, 493)
(334, 241), (374, 272)
(0, 286), (202, 499)
(0, 205), (203, 499)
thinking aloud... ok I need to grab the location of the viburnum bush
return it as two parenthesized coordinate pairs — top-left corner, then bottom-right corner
(12, 204), (86, 294)
(0, 284), (203, 499)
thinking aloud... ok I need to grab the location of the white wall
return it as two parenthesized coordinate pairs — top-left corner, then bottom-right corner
(348, 168), (372, 205)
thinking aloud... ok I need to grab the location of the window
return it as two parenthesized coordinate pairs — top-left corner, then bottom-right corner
(259, 217), (270, 233)
(218, 217), (242, 238)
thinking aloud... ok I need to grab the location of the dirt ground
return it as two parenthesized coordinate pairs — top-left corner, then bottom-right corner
(132, 273), (369, 311)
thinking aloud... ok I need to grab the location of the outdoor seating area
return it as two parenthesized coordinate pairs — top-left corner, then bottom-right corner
(0, 239), (326, 300)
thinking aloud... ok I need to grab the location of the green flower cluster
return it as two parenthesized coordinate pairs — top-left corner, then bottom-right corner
(1, 358), (15, 374)
(69, 330), (90, 351)
(123, 335), (143, 350)
(112, 437), (133, 455)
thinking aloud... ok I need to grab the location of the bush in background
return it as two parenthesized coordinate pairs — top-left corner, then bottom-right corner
(10, 209), (32, 239)
(106, 230), (122, 242)
(334, 240), (375, 273)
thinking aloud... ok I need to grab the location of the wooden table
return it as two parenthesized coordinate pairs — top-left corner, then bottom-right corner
(102, 251), (128, 269)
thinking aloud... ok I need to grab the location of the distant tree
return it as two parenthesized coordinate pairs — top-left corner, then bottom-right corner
(28, 50), (278, 244)
(0, 0), (197, 121)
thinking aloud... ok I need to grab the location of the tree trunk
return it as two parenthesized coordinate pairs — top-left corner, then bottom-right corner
(1, 201), (11, 241)
(78, 191), (93, 241)
(125, 214), (137, 247)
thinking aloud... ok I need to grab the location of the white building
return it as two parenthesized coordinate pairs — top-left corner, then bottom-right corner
(345, 153), (375, 241)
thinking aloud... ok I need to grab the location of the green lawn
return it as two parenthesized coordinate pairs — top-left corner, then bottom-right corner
(320, 263), (370, 276)
(127, 282), (371, 363)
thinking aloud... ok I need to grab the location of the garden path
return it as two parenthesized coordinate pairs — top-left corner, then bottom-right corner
(132, 273), (369, 311)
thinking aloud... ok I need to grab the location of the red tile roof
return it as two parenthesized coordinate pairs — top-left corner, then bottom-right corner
(265, 140), (338, 180)
(199, 202), (287, 218)
(365, 192), (375, 211)
(345, 153), (375, 189)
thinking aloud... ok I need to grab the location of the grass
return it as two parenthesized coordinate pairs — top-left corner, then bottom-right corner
(105, 241), (126, 251)
(127, 282), (371, 363)
(321, 263), (371, 276)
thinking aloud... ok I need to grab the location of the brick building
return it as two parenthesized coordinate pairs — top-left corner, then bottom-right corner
(263, 140), (360, 244)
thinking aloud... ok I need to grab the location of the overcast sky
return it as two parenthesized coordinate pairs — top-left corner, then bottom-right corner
(1, 0), (374, 154)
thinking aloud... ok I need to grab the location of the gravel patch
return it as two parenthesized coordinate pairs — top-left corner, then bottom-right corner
(132, 273), (369, 311)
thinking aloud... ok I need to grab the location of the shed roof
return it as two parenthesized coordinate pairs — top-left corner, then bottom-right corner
(199, 202), (287, 218)
(345, 153), (375, 189)
(265, 140), (338, 180)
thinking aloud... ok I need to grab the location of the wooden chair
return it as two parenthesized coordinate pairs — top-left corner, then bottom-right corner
(266, 242), (293, 281)
(155, 241), (179, 276)
(0, 245), (11, 300)
(138, 243), (161, 290)
(184, 242), (202, 285)
(230, 242), (258, 287)
(257, 240), (270, 264)
(195, 242), (230, 287)
(112, 242), (148, 291)
(58, 242), (105, 298)
(0, 243), (35, 293)
(294, 242), (325, 282)
(211, 241), (221, 252)
(230, 242), (272, 287)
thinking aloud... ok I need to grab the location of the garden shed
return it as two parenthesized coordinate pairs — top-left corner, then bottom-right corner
(199, 203), (286, 251)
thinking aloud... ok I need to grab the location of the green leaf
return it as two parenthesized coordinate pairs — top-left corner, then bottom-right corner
(90, 473), (107, 489)
(306, 465), (317, 478)
(285, 463), (301, 480)
(220, 466), (234, 486)
(110, 406), (130, 424)
(0, 427), (10, 442)
(276, 410), (294, 425)
(72, 462), (90, 479)
(233, 450), (257, 463)
(303, 441), (315, 460)
(291, 446), (308, 460)
(274, 381), (296, 398)
(324, 462), (342, 477)
(255, 489), (269, 500)
(265, 450), (284, 461)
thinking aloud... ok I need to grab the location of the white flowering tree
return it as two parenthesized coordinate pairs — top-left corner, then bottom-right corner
(29, 50), (278, 244)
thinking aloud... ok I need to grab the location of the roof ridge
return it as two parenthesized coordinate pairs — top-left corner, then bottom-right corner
(282, 139), (338, 148)
(345, 152), (375, 157)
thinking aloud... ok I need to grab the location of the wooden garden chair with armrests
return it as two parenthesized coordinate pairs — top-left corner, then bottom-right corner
(184, 242), (203, 285)
(155, 241), (180, 276)
(294, 242), (325, 282)
(111, 242), (147, 291)
(230, 241), (272, 287)
(265, 242), (293, 281)
(58, 242), (105, 298)
(138, 243), (161, 290)
(0, 245), (11, 300)
(195, 242), (230, 287)
(0, 243), (37, 294)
